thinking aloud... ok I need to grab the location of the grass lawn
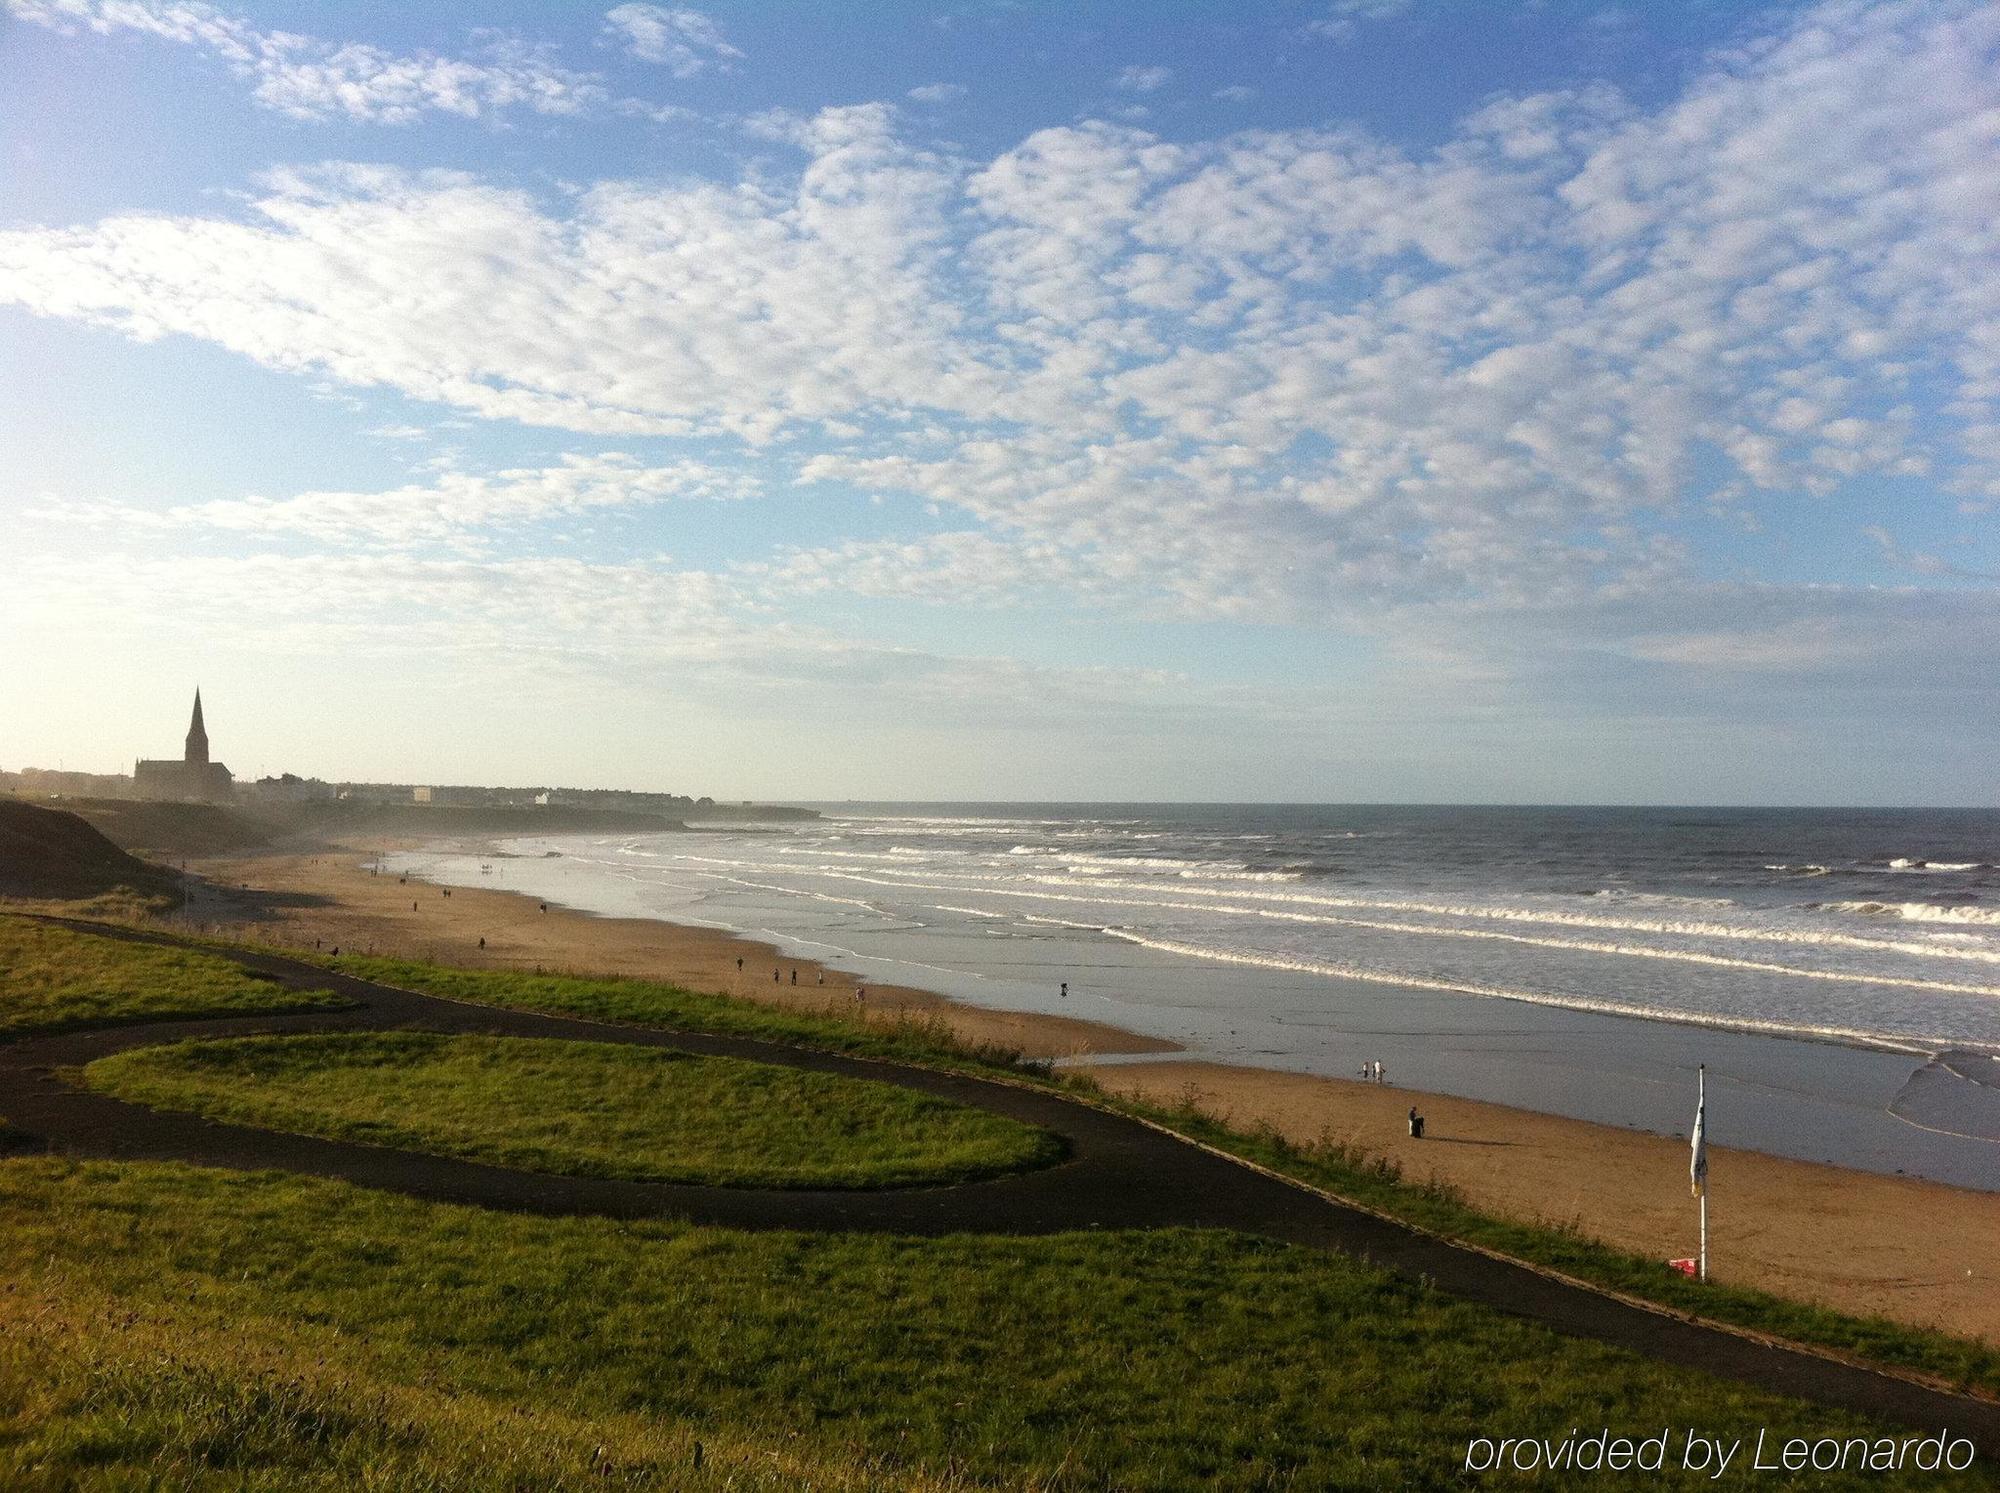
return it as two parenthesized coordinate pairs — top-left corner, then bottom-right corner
(1093, 1088), (2000, 1402)
(301, 949), (2000, 1399)
(318, 951), (1038, 1073)
(82, 1031), (1063, 1189)
(0, 915), (346, 1040)
(4, 1158), (1977, 1492)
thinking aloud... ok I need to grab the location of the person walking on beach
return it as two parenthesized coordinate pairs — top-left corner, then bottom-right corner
(736, 957), (743, 972)
(790, 968), (797, 985)
(1408, 1106), (1424, 1139)
(1060, 981), (1069, 999)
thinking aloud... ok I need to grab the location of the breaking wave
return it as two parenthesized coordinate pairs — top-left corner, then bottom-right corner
(1094, 930), (1939, 1055)
(1815, 901), (2000, 926)
(463, 808), (2000, 1059)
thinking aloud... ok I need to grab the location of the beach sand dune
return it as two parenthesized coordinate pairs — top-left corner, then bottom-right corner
(191, 843), (1999, 1345)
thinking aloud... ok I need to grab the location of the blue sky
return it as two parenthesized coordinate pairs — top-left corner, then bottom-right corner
(2, 0), (1996, 802)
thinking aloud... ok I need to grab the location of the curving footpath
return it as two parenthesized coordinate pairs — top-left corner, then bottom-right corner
(3, 917), (1998, 1456)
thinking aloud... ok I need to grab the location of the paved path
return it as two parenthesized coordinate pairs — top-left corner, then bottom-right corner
(4, 918), (1998, 1454)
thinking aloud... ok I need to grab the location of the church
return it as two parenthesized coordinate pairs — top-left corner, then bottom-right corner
(134, 690), (234, 801)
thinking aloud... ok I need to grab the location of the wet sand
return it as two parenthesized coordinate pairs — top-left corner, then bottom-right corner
(191, 843), (2000, 1345)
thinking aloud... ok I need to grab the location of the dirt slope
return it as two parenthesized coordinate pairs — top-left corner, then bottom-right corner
(0, 800), (176, 900)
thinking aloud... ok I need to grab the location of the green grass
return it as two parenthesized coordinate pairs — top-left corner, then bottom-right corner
(82, 1031), (1063, 1189)
(314, 952), (1038, 1075)
(0, 1283), (915, 1493)
(122, 931), (2000, 1405)
(0, 914), (347, 1040)
(291, 950), (2000, 1398)
(5, 1158), (1979, 1492)
(1085, 1086), (2000, 1401)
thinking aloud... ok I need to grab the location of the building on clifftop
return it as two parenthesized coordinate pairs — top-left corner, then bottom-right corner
(134, 690), (234, 801)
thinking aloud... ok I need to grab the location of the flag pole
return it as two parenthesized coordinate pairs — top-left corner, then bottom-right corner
(1697, 1064), (1708, 1283)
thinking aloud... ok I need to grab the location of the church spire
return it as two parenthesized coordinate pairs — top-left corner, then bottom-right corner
(185, 688), (210, 768)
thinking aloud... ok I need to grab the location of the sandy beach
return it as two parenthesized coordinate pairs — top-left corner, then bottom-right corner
(1085, 1061), (2000, 1344)
(190, 844), (1175, 1064)
(193, 841), (2000, 1346)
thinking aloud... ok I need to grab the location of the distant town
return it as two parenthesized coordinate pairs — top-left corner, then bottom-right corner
(1, 690), (814, 822)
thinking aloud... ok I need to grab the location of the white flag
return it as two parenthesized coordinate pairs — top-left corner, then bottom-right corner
(1690, 1080), (1708, 1199)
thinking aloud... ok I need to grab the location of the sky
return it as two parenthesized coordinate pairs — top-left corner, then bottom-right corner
(1, 0), (1996, 804)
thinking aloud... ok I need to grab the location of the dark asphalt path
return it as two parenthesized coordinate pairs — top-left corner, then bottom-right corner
(4, 918), (1997, 1454)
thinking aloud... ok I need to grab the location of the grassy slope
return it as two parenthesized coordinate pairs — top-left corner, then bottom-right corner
(0, 916), (347, 1040)
(54, 796), (278, 856)
(1, 1280), (934, 1493)
(4, 1158), (1971, 1493)
(1093, 1091), (2000, 1399)
(317, 950), (2000, 1400)
(83, 1031), (1062, 1189)
(321, 953), (1037, 1073)
(0, 798), (175, 905)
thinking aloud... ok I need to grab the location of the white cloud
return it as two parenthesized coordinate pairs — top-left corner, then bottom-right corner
(907, 82), (967, 104)
(5, 0), (610, 122)
(1112, 65), (1172, 93)
(40, 454), (757, 549)
(2, 0), (1995, 666)
(601, 4), (741, 77)
(1, 546), (1284, 738)
(1304, 0), (1415, 43)
(1213, 85), (1257, 103)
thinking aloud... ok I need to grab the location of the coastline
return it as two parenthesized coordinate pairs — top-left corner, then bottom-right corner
(190, 842), (1175, 1064)
(191, 840), (2000, 1345)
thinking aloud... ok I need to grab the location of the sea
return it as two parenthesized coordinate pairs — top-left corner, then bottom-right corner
(387, 804), (2000, 1190)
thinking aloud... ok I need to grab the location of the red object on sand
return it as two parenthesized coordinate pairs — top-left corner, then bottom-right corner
(1666, 1257), (1699, 1277)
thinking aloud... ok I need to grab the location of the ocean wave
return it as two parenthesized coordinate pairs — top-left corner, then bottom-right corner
(841, 815), (1067, 827)
(665, 847), (2000, 970)
(1816, 901), (2000, 926)
(406, 836), (2000, 1056)
(1765, 863), (1833, 877)
(997, 873), (2000, 965)
(700, 859), (2000, 998)
(648, 848), (2000, 966)
(1887, 859), (1985, 873)
(770, 846), (956, 865)
(1094, 930), (1941, 1055)
(1062, 853), (1236, 870)
(1586, 889), (1739, 910)
(1056, 857), (1307, 883)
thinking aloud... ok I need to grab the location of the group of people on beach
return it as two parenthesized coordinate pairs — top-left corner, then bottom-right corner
(734, 954), (847, 998)
(1358, 1059), (1388, 1083)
